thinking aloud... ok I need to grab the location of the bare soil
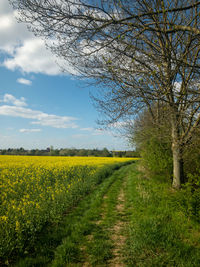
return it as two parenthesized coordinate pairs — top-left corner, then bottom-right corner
(108, 181), (127, 267)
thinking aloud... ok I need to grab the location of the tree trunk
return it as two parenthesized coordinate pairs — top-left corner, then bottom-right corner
(171, 116), (183, 189)
(171, 142), (182, 189)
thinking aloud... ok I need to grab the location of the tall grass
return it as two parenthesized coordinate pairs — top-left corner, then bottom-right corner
(124, 164), (200, 266)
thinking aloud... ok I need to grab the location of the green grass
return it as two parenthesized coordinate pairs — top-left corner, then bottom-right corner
(123, 164), (200, 266)
(84, 165), (130, 266)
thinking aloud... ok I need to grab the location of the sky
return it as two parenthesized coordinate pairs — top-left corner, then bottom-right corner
(0, 0), (131, 151)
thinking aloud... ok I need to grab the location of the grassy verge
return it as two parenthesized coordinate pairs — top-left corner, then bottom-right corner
(124, 164), (200, 266)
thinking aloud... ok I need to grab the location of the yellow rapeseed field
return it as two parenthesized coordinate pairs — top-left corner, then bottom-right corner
(0, 155), (134, 168)
(0, 155), (135, 257)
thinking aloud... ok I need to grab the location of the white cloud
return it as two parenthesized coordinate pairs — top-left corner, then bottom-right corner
(0, 104), (78, 129)
(0, 2), (76, 75)
(0, 5), (32, 54)
(109, 120), (134, 129)
(80, 127), (113, 136)
(0, 1), (12, 13)
(80, 127), (112, 136)
(80, 127), (94, 131)
(1, 94), (27, 107)
(17, 78), (32, 85)
(174, 81), (181, 92)
(19, 128), (41, 133)
(31, 113), (79, 129)
(3, 38), (64, 75)
(0, 93), (79, 129)
(0, 14), (13, 30)
(92, 129), (106, 136)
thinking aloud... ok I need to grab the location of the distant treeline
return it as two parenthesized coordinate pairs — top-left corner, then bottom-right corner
(0, 147), (140, 158)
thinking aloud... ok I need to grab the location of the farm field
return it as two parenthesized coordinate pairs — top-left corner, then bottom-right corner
(0, 155), (134, 264)
(1, 157), (200, 266)
(0, 155), (135, 168)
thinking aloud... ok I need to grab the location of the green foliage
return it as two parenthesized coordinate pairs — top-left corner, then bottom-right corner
(132, 107), (200, 186)
(183, 133), (200, 178)
(131, 106), (173, 181)
(141, 136), (172, 180)
(52, 237), (82, 265)
(178, 171), (200, 223)
(0, 147), (138, 157)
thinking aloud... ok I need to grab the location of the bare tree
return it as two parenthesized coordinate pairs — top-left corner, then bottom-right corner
(9, 0), (200, 189)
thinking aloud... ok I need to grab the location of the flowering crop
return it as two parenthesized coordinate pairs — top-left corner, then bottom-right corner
(0, 155), (134, 259)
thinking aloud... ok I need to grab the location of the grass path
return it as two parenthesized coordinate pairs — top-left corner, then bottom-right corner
(107, 176), (127, 266)
(13, 163), (200, 266)
(80, 164), (130, 266)
(14, 164), (131, 267)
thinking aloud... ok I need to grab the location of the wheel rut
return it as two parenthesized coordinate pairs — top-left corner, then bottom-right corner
(108, 178), (127, 267)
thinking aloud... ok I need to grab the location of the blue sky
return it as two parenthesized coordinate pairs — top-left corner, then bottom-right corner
(0, 1), (130, 150)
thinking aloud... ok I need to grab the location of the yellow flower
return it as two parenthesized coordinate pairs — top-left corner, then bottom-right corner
(0, 216), (8, 222)
(0, 154), (135, 248)
(15, 221), (20, 231)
